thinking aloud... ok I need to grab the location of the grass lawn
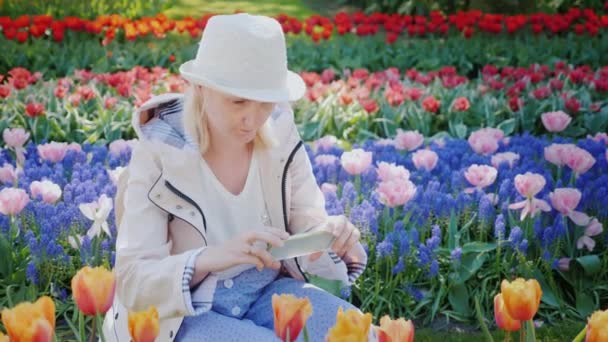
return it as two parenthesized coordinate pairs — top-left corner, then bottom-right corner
(163, 0), (358, 19)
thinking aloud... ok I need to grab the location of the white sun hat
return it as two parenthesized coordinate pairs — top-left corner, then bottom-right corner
(179, 13), (306, 102)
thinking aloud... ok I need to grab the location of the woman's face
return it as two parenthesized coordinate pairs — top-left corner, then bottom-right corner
(201, 86), (274, 145)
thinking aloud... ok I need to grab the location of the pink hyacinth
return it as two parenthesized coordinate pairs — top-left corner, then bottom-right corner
(0, 187), (30, 215)
(508, 172), (551, 220)
(467, 129), (499, 155)
(544, 143), (576, 167)
(30, 180), (62, 204)
(340, 149), (373, 175)
(314, 154), (338, 166)
(564, 147), (596, 175)
(394, 129), (424, 151)
(464, 164), (497, 192)
(541, 110), (572, 132)
(376, 161), (410, 182)
(412, 149), (438, 171)
(376, 178), (417, 207)
(549, 188), (590, 226)
(0, 163), (17, 184)
(320, 183), (338, 194)
(491, 152), (520, 169)
(37, 142), (69, 163)
(3, 127), (30, 148)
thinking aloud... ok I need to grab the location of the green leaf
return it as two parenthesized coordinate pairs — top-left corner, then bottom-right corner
(448, 210), (457, 250)
(306, 274), (343, 297)
(461, 242), (497, 254)
(576, 255), (601, 275)
(497, 118), (516, 136)
(532, 269), (560, 308)
(448, 282), (472, 316)
(458, 253), (488, 282)
(452, 123), (468, 139)
(576, 292), (594, 319)
(0, 233), (12, 278)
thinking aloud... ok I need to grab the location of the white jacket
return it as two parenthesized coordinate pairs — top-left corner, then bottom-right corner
(102, 93), (368, 341)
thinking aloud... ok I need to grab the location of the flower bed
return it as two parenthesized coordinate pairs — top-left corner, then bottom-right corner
(0, 125), (606, 330)
(1, 63), (607, 145)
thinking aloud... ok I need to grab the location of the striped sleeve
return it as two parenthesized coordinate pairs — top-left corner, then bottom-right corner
(181, 247), (219, 316)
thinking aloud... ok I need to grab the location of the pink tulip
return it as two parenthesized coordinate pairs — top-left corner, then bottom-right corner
(376, 179), (417, 207)
(491, 152), (520, 169)
(541, 111), (572, 132)
(508, 173), (551, 220)
(468, 130), (499, 155)
(109, 139), (130, 157)
(67, 142), (82, 153)
(314, 135), (338, 151)
(558, 258), (570, 272)
(549, 188), (590, 226)
(0, 188), (30, 215)
(104, 97), (118, 109)
(565, 147), (595, 175)
(37, 142), (69, 163)
(30, 180), (62, 204)
(0, 163), (17, 184)
(314, 154), (338, 166)
(477, 127), (505, 140)
(464, 164), (497, 192)
(588, 132), (608, 145)
(394, 129), (424, 151)
(3, 128), (30, 148)
(577, 235), (596, 252)
(513, 172), (546, 198)
(412, 149), (438, 171)
(585, 218), (603, 237)
(544, 144), (576, 167)
(340, 149), (373, 175)
(376, 162), (410, 182)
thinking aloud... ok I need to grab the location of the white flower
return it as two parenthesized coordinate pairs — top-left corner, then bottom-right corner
(79, 194), (113, 238)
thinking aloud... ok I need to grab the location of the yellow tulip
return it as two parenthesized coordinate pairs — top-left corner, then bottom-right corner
(272, 294), (313, 342)
(586, 309), (608, 342)
(326, 307), (372, 342)
(71, 266), (116, 315)
(0, 331), (9, 342)
(500, 278), (542, 321)
(1, 296), (55, 342)
(494, 293), (521, 332)
(375, 315), (415, 342)
(128, 306), (160, 342)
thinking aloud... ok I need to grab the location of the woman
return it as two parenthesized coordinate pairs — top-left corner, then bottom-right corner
(102, 13), (368, 341)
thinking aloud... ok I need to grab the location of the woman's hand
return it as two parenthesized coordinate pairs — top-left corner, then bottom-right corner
(196, 227), (289, 274)
(309, 215), (361, 261)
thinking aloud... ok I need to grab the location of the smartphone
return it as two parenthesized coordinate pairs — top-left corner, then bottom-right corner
(269, 230), (336, 261)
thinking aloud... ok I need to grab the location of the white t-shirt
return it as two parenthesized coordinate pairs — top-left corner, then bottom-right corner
(198, 144), (271, 278)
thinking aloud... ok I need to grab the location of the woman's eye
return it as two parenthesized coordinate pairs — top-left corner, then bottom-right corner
(233, 100), (246, 105)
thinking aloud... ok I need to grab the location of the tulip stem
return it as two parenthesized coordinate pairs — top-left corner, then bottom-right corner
(303, 325), (310, 342)
(90, 315), (96, 342)
(505, 331), (510, 342)
(572, 324), (587, 342)
(96, 314), (106, 342)
(526, 320), (536, 342)
(79, 311), (85, 342)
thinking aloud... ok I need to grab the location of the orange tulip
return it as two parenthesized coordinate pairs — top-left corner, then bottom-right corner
(326, 307), (372, 342)
(500, 278), (542, 321)
(586, 309), (608, 342)
(1, 296), (55, 342)
(128, 306), (160, 342)
(375, 315), (415, 342)
(272, 294), (313, 342)
(494, 293), (521, 331)
(71, 266), (116, 315)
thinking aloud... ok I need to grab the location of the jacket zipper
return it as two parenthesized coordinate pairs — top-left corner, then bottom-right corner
(281, 140), (309, 282)
(163, 180), (208, 245)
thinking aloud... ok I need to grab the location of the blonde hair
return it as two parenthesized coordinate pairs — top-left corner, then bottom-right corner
(182, 84), (278, 154)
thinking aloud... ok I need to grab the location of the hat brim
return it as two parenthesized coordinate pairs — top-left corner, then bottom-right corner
(179, 60), (306, 103)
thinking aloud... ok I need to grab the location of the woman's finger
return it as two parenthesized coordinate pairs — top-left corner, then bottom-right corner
(340, 227), (360, 258)
(332, 224), (352, 255)
(250, 245), (280, 269)
(245, 231), (285, 248)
